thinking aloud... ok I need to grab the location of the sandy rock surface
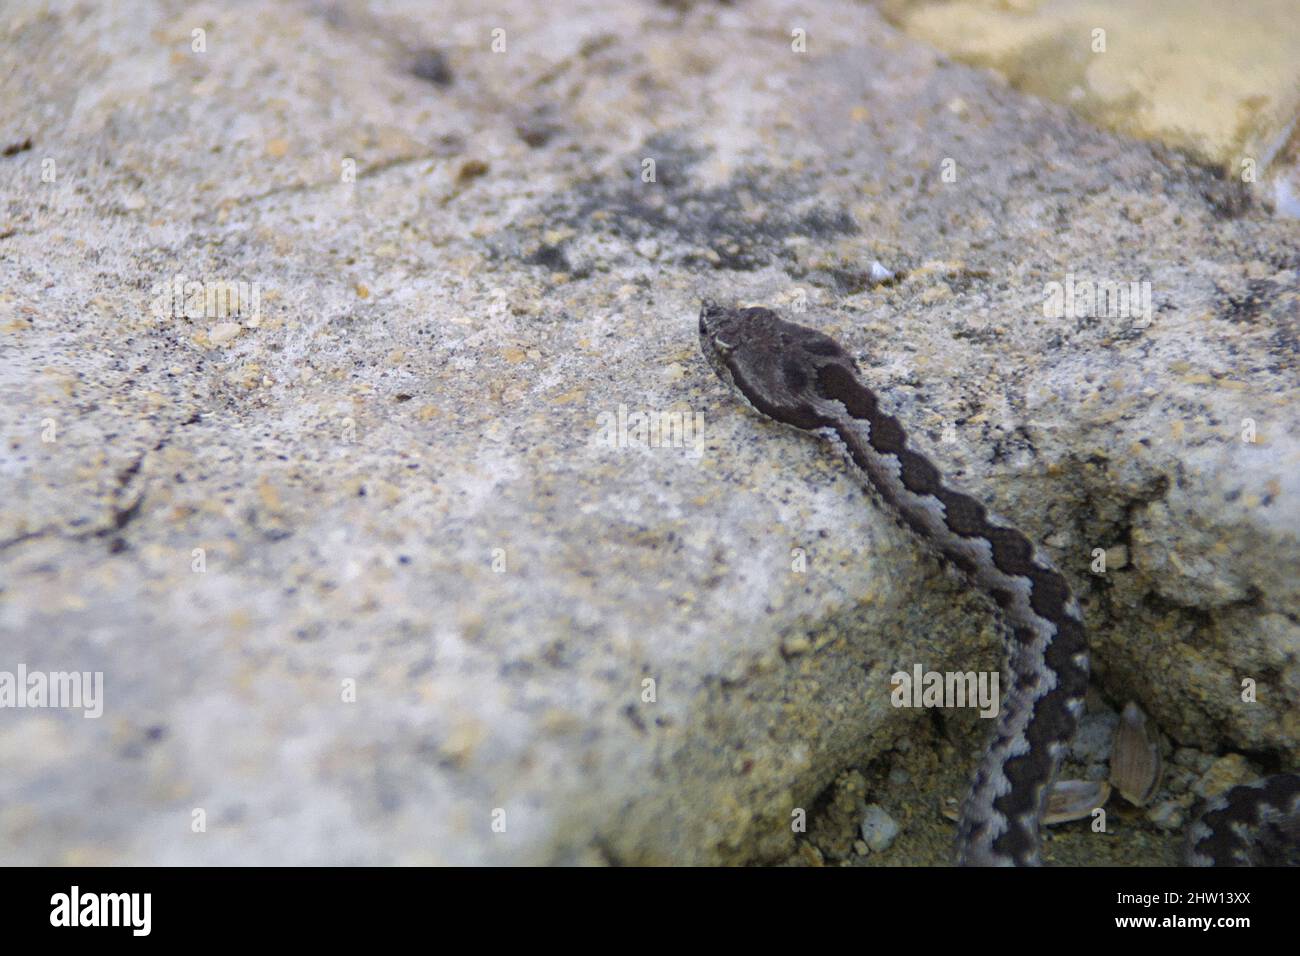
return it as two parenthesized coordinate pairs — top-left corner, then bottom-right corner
(1, 0), (1295, 865)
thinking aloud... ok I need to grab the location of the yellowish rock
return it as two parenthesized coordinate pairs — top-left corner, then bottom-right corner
(884, 0), (1300, 171)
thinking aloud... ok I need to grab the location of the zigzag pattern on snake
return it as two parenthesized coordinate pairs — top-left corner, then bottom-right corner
(698, 301), (1300, 866)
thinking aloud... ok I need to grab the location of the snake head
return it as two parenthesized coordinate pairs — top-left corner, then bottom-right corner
(698, 300), (854, 430)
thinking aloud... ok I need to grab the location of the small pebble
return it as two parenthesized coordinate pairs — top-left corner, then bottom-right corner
(1193, 753), (1255, 799)
(1146, 799), (1187, 830)
(859, 804), (900, 853)
(780, 634), (812, 657)
(209, 322), (241, 345)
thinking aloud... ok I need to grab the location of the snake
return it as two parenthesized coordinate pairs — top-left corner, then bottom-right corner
(698, 300), (1300, 866)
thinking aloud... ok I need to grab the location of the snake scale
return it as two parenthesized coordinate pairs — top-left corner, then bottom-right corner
(698, 301), (1300, 866)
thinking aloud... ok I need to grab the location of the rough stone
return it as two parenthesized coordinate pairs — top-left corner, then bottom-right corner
(0, 0), (1295, 866)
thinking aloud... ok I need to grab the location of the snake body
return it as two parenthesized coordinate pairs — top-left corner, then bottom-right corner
(698, 300), (1299, 866)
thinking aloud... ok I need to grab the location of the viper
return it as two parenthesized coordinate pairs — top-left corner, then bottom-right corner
(698, 300), (1300, 866)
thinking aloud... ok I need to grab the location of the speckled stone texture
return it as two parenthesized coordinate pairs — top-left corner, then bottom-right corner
(0, 0), (1295, 865)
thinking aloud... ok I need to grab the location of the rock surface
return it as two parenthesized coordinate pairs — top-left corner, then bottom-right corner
(0, 0), (1296, 865)
(881, 0), (1300, 177)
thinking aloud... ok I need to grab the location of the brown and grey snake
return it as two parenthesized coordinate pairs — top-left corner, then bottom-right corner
(698, 300), (1300, 866)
